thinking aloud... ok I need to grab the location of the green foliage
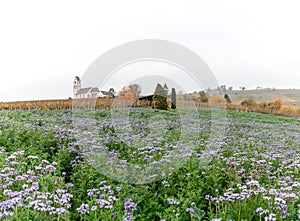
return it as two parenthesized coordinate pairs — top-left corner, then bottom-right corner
(241, 98), (256, 107)
(220, 85), (227, 91)
(224, 94), (231, 103)
(1, 110), (300, 220)
(199, 91), (208, 102)
(152, 83), (168, 110)
(109, 88), (116, 97)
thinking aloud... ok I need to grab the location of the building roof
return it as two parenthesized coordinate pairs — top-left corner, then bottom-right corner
(101, 91), (113, 96)
(163, 83), (168, 90)
(91, 87), (100, 93)
(75, 86), (113, 97)
(75, 87), (92, 95)
(138, 94), (154, 100)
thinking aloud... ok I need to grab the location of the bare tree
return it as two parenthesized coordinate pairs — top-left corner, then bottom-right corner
(128, 83), (142, 106)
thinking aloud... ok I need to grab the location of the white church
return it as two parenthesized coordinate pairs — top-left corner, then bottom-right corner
(73, 76), (114, 99)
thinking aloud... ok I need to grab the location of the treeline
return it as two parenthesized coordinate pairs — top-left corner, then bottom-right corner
(1, 92), (300, 118)
(193, 94), (300, 118)
(228, 98), (300, 118)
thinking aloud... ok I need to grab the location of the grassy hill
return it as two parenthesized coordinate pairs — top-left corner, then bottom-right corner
(226, 89), (300, 107)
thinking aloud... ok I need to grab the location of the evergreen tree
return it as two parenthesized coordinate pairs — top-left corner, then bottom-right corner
(171, 88), (176, 109)
(152, 83), (168, 110)
(224, 94), (231, 103)
(109, 88), (115, 97)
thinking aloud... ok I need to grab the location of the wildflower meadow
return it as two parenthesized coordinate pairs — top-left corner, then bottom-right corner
(0, 108), (300, 220)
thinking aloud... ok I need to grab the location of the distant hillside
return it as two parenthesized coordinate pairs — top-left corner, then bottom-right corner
(225, 89), (300, 107)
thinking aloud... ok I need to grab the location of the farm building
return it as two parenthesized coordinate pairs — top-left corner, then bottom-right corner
(138, 94), (154, 107)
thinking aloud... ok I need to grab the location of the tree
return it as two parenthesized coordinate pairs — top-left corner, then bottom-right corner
(152, 83), (168, 110)
(209, 95), (224, 105)
(224, 94), (231, 103)
(228, 86), (233, 91)
(128, 84), (141, 106)
(259, 99), (282, 113)
(171, 88), (177, 109)
(220, 85), (227, 91)
(118, 87), (133, 101)
(199, 91), (208, 102)
(109, 88), (116, 97)
(274, 99), (282, 110)
(241, 98), (256, 107)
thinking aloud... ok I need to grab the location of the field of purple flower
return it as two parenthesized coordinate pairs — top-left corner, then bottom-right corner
(0, 109), (300, 220)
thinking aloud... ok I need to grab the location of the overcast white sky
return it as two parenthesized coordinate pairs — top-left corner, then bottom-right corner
(1, 0), (300, 101)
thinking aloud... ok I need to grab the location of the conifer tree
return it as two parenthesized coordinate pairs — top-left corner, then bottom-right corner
(152, 83), (168, 110)
(171, 88), (176, 109)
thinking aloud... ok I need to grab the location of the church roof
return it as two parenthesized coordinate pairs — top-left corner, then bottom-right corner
(91, 87), (100, 93)
(75, 87), (113, 96)
(75, 87), (92, 95)
(163, 83), (168, 89)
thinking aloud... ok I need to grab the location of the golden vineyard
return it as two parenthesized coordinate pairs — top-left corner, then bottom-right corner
(1, 97), (300, 118)
(0, 98), (114, 111)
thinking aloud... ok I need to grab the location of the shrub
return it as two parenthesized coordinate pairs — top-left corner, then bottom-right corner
(199, 91), (208, 103)
(209, 95), (224, 105)
(277, 105), (298, 116)
(241, 98), (256, 107)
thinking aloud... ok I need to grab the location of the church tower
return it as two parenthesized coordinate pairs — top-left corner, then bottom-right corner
(73, 76), (81, 97)
(163, 82), (169, 95)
